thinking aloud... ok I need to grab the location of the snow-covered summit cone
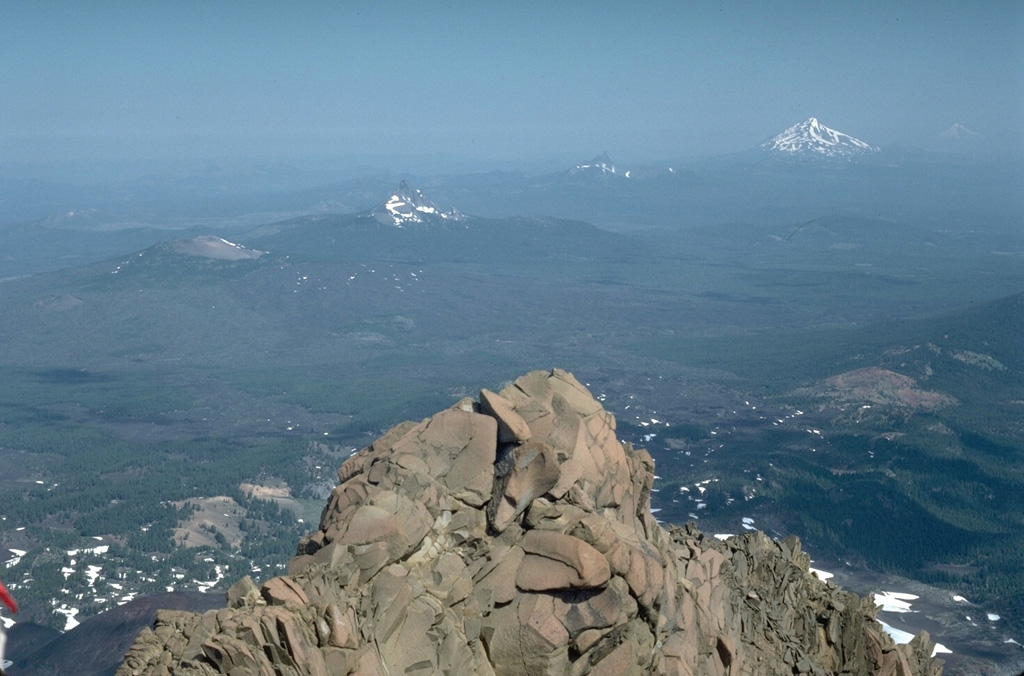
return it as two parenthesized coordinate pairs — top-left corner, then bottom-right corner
(571, 152), (621, 175)
(932, 122), (987, 153)
(937, 123), (979, 141)
(370, 181), (466, 226)
(761, 117), (879, 158)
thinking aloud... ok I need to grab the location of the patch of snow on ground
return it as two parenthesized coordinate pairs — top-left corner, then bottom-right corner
(988, 613), (1000, 621)
(194, 564), (226, 593)
(713, 534), (734, 541)
(952, 594), (969, 603)
(874, 591), (918, 613)
(4, 549), (26, 568)
(1, 616), (14, 629)
(809, 567), (834, 581)
(878, 621), (950, 656)
(54, 604), (80, 631)
(67, 545), (109, 557)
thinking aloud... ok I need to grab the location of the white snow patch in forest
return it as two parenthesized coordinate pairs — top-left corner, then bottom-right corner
(874, 591), (918, 613)
(54, 604), (80, 631)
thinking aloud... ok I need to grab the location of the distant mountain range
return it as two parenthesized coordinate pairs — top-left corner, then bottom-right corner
(0, 118), (1018, 279)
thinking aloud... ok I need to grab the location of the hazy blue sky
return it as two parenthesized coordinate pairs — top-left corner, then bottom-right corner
(2, 1), (1021, 166)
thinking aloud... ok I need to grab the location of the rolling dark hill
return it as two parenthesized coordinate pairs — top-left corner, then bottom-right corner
(6, 592), (221, 676)
(238, 210), (636, 268)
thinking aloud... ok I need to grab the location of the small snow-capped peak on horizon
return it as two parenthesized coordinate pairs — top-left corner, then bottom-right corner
(762, 117), (879, 157)
(572, 152), (621, 176)
(938, 122), (979, 140)
(370, 180), (465, 227)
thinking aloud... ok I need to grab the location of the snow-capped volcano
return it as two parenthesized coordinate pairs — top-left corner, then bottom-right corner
(369, 181), (465, 226)
(932, 122), (986, 152)
(761, 118), (879, 158)
(938, 123), (979, 141)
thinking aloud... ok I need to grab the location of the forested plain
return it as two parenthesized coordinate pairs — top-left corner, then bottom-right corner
(0, 158), (1021, 671)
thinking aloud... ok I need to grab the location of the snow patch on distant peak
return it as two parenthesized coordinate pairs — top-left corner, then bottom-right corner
(572, 153), (620, 175)
(762, 117), (878, 157)
(938, 122), (979, 140)
(371, 181), (465, 227)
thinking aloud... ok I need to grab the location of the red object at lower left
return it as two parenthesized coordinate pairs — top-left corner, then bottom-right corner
(0, 581), (17, 614)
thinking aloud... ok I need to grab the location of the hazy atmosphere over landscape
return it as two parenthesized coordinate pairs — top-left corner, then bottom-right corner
(2, 1), (1022, 169)
(2, 3), (1024, 676)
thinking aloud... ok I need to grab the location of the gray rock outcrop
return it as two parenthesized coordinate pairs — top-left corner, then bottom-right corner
(116, 368), (942, 676)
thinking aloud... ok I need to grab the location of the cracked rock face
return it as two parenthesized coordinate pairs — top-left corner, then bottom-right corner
(116, 368), (942, 676)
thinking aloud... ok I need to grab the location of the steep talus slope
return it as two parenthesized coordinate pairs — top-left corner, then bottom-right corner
(116, 369), (941, 676)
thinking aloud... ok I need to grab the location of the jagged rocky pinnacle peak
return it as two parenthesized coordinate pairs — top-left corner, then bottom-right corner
(370, 180), (466, 227)
(572, 152), (622, 176)
(117, 369), (943, 676)
(762, 117), (879, 158)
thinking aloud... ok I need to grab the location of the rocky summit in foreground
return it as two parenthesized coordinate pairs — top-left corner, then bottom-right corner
(116, 369), (942, 676)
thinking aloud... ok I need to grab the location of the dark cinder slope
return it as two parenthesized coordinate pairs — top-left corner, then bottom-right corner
(8, 592), (221, 676)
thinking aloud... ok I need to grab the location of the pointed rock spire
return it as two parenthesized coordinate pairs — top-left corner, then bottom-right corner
(369, 181), (466, 226)
(572, 152), (618, 174)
